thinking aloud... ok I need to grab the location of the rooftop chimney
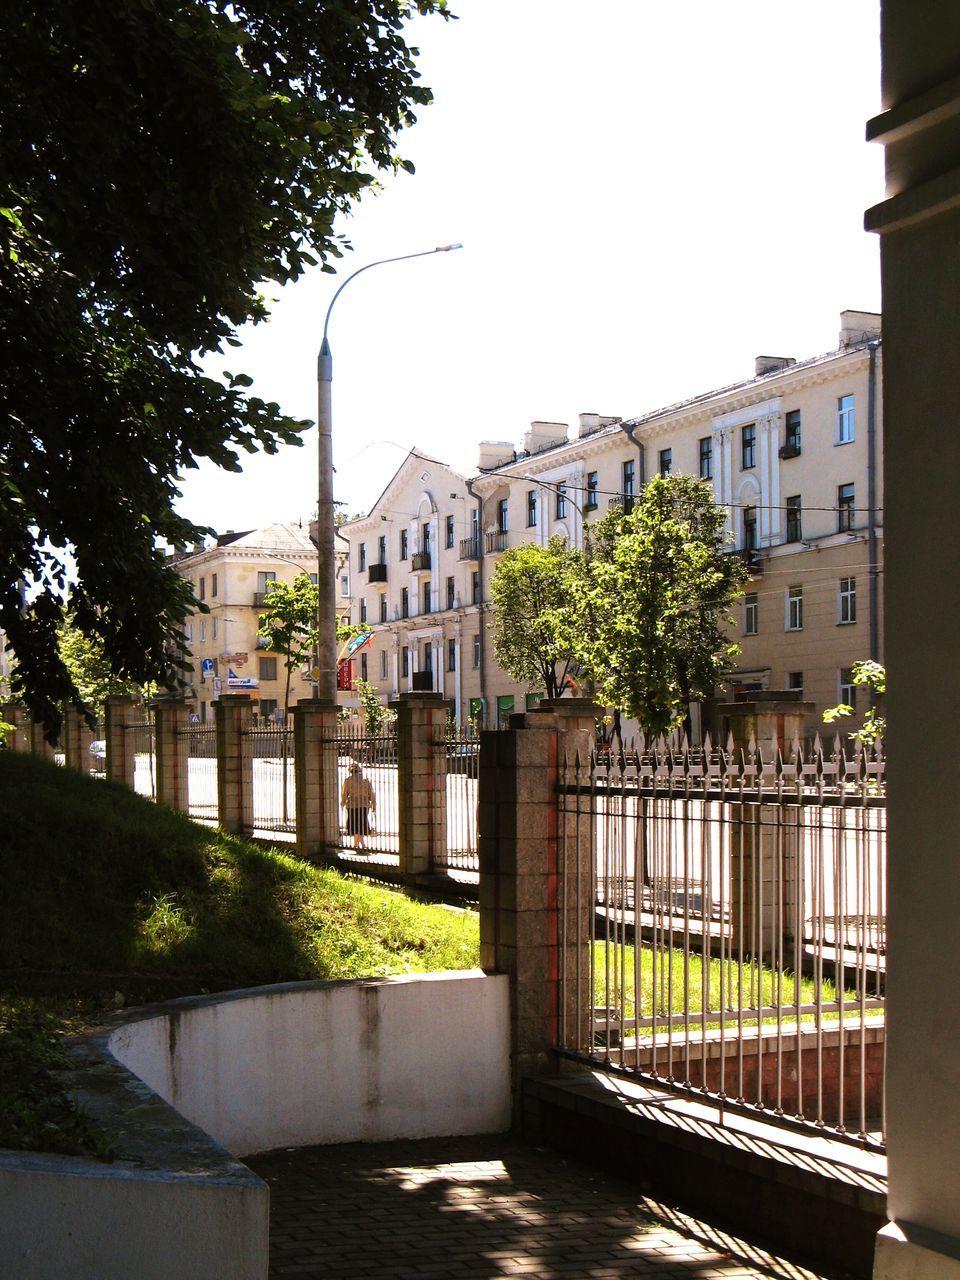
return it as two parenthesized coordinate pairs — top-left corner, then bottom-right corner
(578, 413), (622, 438)
(839, 310), (882, 348)
(755, 355), (796, 377)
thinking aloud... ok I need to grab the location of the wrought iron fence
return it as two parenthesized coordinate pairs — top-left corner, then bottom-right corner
(130, 712), (156, 800)
(434, 724), (479, 872)
(558, 734), (886, 1150)
(324, 726), (399, 860)
(179, 724), (218, 821)
(242, 724), (295, 835)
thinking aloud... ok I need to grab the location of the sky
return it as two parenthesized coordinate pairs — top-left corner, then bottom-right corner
(174, 1), (884, 535)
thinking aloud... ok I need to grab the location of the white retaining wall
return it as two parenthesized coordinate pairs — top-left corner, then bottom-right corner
(108, 970), (511, 1155)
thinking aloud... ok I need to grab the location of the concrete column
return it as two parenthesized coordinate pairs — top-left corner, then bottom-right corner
(62, 704), (94, 773)
(391, 692), (448, 879)
(153, 699), (190, 813)
(478, 703), (597, 1117)
(215, 697), (254, 834)
(293, 699), (340, 860)
(104, 695), (140, 788)
(1, 704), (31, 754)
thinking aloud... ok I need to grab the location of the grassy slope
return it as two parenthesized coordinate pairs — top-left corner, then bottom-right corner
(0, 753), (478, 1000)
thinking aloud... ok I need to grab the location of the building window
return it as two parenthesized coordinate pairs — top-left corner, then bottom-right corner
(212, 618), (217, 640)
(422, 581), (431, 614)
(402, 646), (409, 678)
(497, 498), (508, 533)
(445, 514), (455, 549)
(839, 576), (857, 624)
(199, 576), (206, 601)
(309, 572), (318, 585)
(839, 667), (857, 707)
(838, 482), (855, 532)
(741, 423), (756, 470)
(473, 635), (481, 668)
(785, 495), (802, 543)
(401, 587), (409, 619)
(359, 598), (367, 624)
(585, 471), (599, 510)
(743, 505), (757, 553)
(379, 594), (387, 623)
(555, 482), (567, 519)
(358, 543), (366, 572)
(658, 447), (672, 476)
(422, 522), (431, 554)
(471, 570), (480, 605)
(784, 409), (801, 454)
(526, 489), (538, 527)
(187, 622), (193, 642)
(786, 671), (804, 695)
(260, 698), (278, 721)
(447, 638), (456, 672)
(380, 649), (388, 680)
(377, 534), (386, 563)
(699, 437), (713, 480)
(446, 575), (455, 610)
(211, 573), (218, 598)
(622, 459), (635, 512)
(422, 641), (433, 673)
(199, 619), (206, 642)
(360, 652), (368, 682)
(340, 574), (349, 597)
(786, 585), (803, 631)
(743, 592), (758, 636)
(837, 393), (855, 444)
(258, 656), (277, 681)
(400, 529), (408, 560)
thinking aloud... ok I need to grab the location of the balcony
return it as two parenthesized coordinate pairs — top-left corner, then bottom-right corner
(778, 442), (802, 459)
(368, 562), (388, 583)
(459, 536), (480, 561)
(732, 549), (764, 576)
(411, 551), (431, 573)
(486, 530), (508, 554)
(253, 591), (273, 607)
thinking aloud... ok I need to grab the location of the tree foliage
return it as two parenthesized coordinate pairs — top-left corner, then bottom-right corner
(489, 537), (586, 701)
(56, 614), (145, 710)
(569, 475), (747, 737)
(0, 0), (451, 735)
(257, 575), (319, 720)
(823, 659), (886, 744)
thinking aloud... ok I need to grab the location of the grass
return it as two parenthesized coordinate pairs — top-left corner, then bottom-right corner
(593, 941), (842, 1035)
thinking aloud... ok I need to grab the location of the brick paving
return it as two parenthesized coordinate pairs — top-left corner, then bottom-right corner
(247, 1134), (840, 1280)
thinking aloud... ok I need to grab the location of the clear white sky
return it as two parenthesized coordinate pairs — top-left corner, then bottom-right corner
(175, 0), (883, 534)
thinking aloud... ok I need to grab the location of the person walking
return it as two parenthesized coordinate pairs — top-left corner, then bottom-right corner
(341, 761), (375, 851)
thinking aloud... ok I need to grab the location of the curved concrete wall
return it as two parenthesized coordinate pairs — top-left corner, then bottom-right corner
(108, 970), (511, 1156)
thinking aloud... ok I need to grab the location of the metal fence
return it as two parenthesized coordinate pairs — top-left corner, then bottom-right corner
(324, 726), (399, 859)
(179, 724), (218, 822)
(242, 724), (295, 835)
(434, 724), (480, 873)
(558, 734), (886, 1149)
(130, 713), (156, 800)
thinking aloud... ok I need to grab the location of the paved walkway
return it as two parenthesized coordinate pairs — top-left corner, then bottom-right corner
(247, 1134), (842, 1280)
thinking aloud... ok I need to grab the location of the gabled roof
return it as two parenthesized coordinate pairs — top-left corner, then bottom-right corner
(341, 448), (469, 528)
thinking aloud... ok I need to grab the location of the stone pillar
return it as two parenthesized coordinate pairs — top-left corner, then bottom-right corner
(104, 695), (140, 788)
(153, 699), (190, 813)
(478, 703), (598, 1118)
(1, 704), (31, 754)
(293, 700), (340, 860)
(391, 692), (448, 879)
(62, 704), (95, 773)
(716, 694), (813, 961)
(215, 696), (253, 834)
(30, 718), (56, 760)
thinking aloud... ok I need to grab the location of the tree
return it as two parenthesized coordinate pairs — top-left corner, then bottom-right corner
(56, 614), (146, 710)
(257, 576), (319, 725)
(489, 537), (586, 701)
(823, 660), (886, 744)
(355, 678), (395, 738)
(569, 474), (747, 738)
(0, 0), (451, 736)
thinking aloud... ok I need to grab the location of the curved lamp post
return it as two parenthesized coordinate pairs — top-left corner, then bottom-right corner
(315, 244), (463, 702)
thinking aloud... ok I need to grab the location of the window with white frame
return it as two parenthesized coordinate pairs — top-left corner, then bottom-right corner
(380, 649), (388, 680)
(340, 574), (349, 597)
(658, 447), (672, 476)
(199, 619), (206, 642)
(526, 489), (538, 527)
(837, 393), (855, 444)
(838, 482), (855, 532)
(839, 667), (857, 707)
(473, 634), (481, 667)
(786, 585), (803, 631)
(741, 423), (756, 469)
(838, 576), (857, 624)
(585, 471), (599, 510)
(699, 437), (712, 480)
(555, 482), (567, 519)
(743, 592), (758, 636)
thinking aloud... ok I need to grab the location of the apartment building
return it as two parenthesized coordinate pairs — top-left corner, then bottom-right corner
(174, 522), (319, 721)
(339, 311), (883, 733)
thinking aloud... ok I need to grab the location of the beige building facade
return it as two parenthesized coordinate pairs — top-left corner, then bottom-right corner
(174, 522), (319, 721)
(339, 312), (884, 735)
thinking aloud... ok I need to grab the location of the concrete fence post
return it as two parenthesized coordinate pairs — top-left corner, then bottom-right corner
(478, 701), (599, 1119)
(391, 692), (448, 880)
(62, 704), (95, 773)
(293, 700), (340, 860)
(153, 699), (190, 813)
(1, 704), (31, 754)
(104, 695), (140, 788)
(215, 696), (254, 834)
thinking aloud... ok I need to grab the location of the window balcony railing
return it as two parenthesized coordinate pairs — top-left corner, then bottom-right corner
(459, 537), (480, 561)
(253, 591), (273, 607)
(486, 530), (508, 554)
(731, 549), (764, 576)
(368, 562), (388, 583)
(411, 551), (431, 572)
(778, 442), (802, 460)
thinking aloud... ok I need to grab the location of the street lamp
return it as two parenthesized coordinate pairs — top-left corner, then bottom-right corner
(315, 244), (463, 703)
